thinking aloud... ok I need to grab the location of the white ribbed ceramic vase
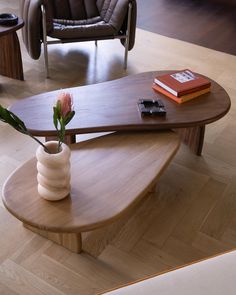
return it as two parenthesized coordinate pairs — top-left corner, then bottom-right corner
(36, 141), (71, 201)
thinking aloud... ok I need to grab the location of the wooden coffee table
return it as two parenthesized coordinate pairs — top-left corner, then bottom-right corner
(9, 71), (231, 155)
(2, 131), (180, 253)
(0, 17), (24, 80)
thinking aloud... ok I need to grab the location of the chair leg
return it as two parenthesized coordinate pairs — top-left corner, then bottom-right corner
(124, 3), (132, 70)
(95, 40), (98, 47)
(43, 39), (49, 79)
(124, 40), (128, 70)
(41, 4), (50, 78)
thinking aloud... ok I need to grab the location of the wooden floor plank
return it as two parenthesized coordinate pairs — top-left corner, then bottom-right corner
(221, 228), (236, 247)
(130, 239), (181, 269)
(11, 235), (53, 267)
(20, 255), (98, 295)
(0, 281), (19, 295)
(0, 259), (64, 295)
(137, 0), (236, 55)
(64, 252), (129, 291)
(143, 163), (209, 247)
(43, 244), (130, 289)
(200, 184), (236, 239)
(162, 237), (207, 264)
(143, 186), (190, 247)
(192, 232), (231, 256)
(98, 246), (157, 280)
(172, 178), (226, 244)
(111, 193), (164, 252)
(0, 208), (33, 264)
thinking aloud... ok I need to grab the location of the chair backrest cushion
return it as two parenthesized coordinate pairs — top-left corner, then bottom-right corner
(48, 0), (129, 32)
(49, 0), (99, 20)
(97, 0), (127, 32)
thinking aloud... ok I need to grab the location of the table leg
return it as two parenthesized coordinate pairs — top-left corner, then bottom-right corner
(0, 31), (24, 80)
(24, 224), (82, 253)
(175, 125), (205, 156)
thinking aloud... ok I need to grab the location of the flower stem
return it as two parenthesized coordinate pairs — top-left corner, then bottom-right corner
(27, 133), (51, 153)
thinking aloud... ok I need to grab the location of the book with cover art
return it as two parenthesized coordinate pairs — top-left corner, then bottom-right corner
(152, 83), (210, 104)
(154, 69), (211, 97)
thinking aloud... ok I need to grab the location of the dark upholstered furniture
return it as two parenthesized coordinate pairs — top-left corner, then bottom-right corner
(20, 0), (137, 77)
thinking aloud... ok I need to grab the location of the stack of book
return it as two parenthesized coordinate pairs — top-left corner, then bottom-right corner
(152, 69), (211, 104)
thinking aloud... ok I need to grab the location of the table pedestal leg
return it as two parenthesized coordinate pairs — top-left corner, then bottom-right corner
(175, 125), (205, 156)
(0, 32), (24, 80)
(24, 224), (82, 253)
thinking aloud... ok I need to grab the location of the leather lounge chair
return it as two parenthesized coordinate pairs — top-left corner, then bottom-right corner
(20, 0), (137, 77)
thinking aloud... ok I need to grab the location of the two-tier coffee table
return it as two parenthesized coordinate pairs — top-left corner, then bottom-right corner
(9, 71), (231, 155)
(2, 131), (180, 253)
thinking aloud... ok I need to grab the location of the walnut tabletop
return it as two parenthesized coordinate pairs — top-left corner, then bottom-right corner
(9, 71), (231, 154)
(2, 131), (180, 253)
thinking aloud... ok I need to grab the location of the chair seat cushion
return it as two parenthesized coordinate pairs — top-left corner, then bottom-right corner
(48, 16), (116, 39)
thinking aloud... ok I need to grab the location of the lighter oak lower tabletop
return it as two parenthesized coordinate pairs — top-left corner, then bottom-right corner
(2, 131), (180, 253)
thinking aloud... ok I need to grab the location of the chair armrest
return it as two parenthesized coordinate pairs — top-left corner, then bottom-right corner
(97, 0), (137, 50)
(20, 0), (43, 59)
(41, 0), (54, 33)
(120, 0), (137, 50)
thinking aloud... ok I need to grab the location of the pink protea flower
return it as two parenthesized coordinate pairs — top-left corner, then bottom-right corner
(53, 92), (75, 151)
(57, 92), (73, 118)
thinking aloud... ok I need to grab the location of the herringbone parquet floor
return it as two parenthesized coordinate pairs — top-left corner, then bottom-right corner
(0, 1), (236, 294)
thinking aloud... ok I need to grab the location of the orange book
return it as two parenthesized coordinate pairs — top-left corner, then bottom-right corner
(154, 69), (211, 97)
(152, 83), (210, 104)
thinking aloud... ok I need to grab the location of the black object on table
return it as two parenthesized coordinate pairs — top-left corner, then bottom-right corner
(138, 99), (166, 116)
(0, 13), (18, 26)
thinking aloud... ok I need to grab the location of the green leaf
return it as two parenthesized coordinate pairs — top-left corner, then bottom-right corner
(59, 117), (66, 142)
(9, 111), (27, 132)
(0, 105), (7, 122)
(53, 106), (59, 130)
(0, 107), (13, 123)
(0, 107), (23, 131)
(56, 100), (62, 116)
(64, 111), (75, 125)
